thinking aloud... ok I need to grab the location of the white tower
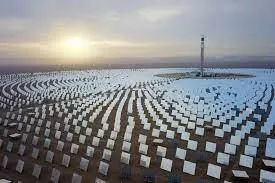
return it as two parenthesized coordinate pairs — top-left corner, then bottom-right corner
(200, 35), (205, 76)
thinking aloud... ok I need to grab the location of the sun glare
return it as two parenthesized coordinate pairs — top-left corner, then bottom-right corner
(54, 36), (98, 60)
(64, 37), (88, 49)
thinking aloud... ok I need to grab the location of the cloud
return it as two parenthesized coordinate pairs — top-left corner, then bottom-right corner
(0, 38), (198, 59)
(0, 42), (42, 49)
(137, 6), (187, 22)
(0, 18), (28, 31)
(0, 39), (157, 58)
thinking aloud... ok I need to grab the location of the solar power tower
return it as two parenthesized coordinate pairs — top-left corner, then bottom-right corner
(200, 35), (205, 76)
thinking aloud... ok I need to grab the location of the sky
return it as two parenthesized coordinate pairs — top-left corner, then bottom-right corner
(0, 0), (274, 65)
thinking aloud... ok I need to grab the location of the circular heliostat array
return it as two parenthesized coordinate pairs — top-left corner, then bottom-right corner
(0, 68), (275, 183)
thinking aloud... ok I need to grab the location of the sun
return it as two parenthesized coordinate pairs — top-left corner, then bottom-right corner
(64, 37), (88, 50)
(55, 36), (98, 59)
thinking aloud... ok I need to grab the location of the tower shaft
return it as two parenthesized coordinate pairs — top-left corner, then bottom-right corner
(200, 36), (205, 76)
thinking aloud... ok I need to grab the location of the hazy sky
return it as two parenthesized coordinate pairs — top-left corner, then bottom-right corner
(0, 0), (274, 65)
